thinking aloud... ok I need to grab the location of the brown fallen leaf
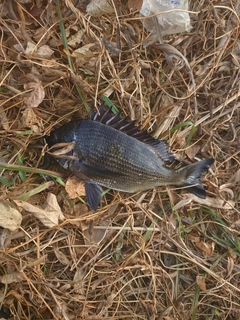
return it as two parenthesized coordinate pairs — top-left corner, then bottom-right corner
(65, 176), (86, 199)
(226, 256), (235, 278)
(0, 201), (22, 231)
(0, 271), (22, 284)
(36, 45), (54, 59)
(184, 193), (235, 209)
(196, 275), (206, 291)
(219, 187), (234, 199)
(54, 248), (70, 266)
(82, 219), (110, 246)
(128, 0), (143, 11)
(230, 218), (240, 230)
(173, 198), (192, 210)
(72, 44), (95, 60)
(187, 232), (200, 243)
(195, 240), (215, 256)
(24, 81), (45, 108)
(219, 168), (240, 198)
(45, 193), (65, 221)
(67, 29), (85, 48)
(0, 104), (10, 130)
(73, 269), (85, 295)
(86, 0), (114, 16)
(15, 193), (64, 228)
(185, 144), (201, 161)
(21, 107), (42, 132)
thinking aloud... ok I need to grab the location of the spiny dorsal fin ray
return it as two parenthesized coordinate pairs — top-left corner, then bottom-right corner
(90, 105), (176, 163)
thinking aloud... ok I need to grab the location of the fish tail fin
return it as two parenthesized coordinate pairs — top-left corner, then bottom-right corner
(179, 158), (214, 198)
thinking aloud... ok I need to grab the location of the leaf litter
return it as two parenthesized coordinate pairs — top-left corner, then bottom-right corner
(0, 202), (22, 231)
(0, 0), (240, 319)
(15, 193), (65, 228)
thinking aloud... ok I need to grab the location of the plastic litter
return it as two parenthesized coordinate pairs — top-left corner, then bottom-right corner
(140, 0), (191, 42)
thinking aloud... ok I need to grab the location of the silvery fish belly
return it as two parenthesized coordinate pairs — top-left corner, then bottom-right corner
(45, 107), (214, 211)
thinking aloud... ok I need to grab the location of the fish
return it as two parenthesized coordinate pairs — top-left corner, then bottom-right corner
(45, 106), (214, 211)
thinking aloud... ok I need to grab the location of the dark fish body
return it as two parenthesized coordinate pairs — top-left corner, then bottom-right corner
(46, 107), (214, 210)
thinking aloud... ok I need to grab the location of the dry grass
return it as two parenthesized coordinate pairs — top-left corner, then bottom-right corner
(0, 0), (240, 319)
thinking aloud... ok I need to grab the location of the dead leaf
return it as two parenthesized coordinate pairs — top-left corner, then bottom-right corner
(67, 29), (85, 48)
(36, 45), (54, 59)
(220, 168), (240, 193)
(0, 202), (22, 231)
(226, 256), (234, 278)
(106, 292), (115, 308)
(0, 104), (9, 130)
(219, 187), (234, 199)
(53, 300), (68, 319)
(184, 193), (235, 209)
(128, 0), (143, 11)
(86, 0), (114, 16)
(228, 247), (237, 260)
(232, 168), (240, 184)
(82, 220), (110, 246)
(54, 249), (70, 266)
(187, 232), (200, 243)
(195, 240), (215, 256)
(24, 81), (45, 108)
(196, 275), (206, 291)
(45, 193), (65, 221)
(0, 271), (22, 284)
(230, 218), (240, 230)
(65, 176), (86, 199)
(15, 193), (64, 228)
(185, 144), (201, 160)
(73, 269), (85, 294)
(21, 107), (42, 132)
(15, 201), (57, 227)
(163, 270), (178, 279)
(173, 198), (192, 210)
(72, 44), (94, 58)
(25, 41), (36, 54)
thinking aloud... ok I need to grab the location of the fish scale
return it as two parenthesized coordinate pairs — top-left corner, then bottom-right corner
(77, 121), (165, 173)
(45, 107), (214, 211)
(74, 121), (169, 185)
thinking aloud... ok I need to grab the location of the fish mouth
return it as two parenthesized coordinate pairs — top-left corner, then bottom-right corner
(47, 141), (77, 160)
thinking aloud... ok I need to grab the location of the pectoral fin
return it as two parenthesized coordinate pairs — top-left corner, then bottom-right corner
(85, 182), (103, 211)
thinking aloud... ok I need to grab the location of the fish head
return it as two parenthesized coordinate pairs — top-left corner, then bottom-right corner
(45, 122), (76, 147)
(44, 124), (78, 170)
(45, 130), (59, 147)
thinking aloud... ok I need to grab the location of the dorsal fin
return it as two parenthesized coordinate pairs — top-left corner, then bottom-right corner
(90, 105), (176, 162)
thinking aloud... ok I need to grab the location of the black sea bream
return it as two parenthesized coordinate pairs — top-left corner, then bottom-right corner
(45, 107), (214, 211)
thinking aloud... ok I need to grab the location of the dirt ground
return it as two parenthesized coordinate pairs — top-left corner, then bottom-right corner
(0, 0), (240, 319)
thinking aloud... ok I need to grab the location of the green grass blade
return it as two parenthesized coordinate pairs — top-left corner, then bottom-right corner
(56, 0), (89, 113)
(17, 153), (26, 182)
(56, 0), (73, 70)
(184, 123), (195, 148)
(170, 121), (194, 134)
(0, 176), (12, 187)
(170, 121), (196, 149)
(0, 162), (64, 179)
(101, 95), (119, 113)
(16, 181), (55, 201)
(191, 284), (200, 320)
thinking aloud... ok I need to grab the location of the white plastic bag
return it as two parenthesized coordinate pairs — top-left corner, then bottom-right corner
(140, 0), (191, 39)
